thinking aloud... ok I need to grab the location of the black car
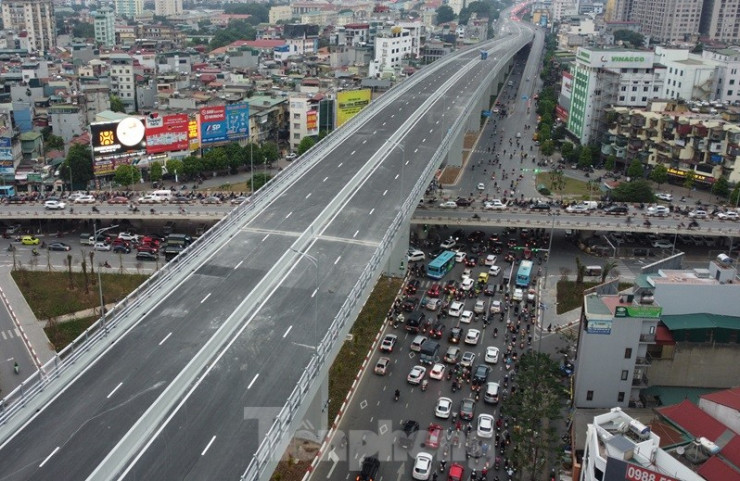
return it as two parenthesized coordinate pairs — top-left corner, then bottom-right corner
(402, 297), (419, 312)
(357, 456), (380, 481)
(483, 284), (496, 296)
(136, 251), (159, 261)
(455, 197), (472, 207)
(459, 398), (476, 421)
(113, 244), (131, 254)
(473, 364), (490, 384)
(170, 196), (191, 204)
(604, 205), (629, 215)
(399, 420), (420, 449)
(430, 322), (445, 339)
(467, 230), (485, 243)
(47, 242), (70, 252)
(405, 312), (426, 333)
(530, 201), (551, 210)
(448, 326), (462, 344)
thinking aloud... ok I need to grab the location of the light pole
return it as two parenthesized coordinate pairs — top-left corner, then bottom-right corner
(94, 221), (118, 332)
(249, 141), (254, 195)
(289, 248), (319, 351)
(385, 140), (405, 206)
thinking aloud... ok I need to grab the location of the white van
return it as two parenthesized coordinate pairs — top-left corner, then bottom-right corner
(580, 201), (598, 210)
(150, 190), (173, 202)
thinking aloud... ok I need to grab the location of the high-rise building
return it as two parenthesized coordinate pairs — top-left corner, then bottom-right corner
(0, 0), (56, 53)
(115, 0), (143, 18)
(703, 47), (740, 104)
(630, 0), (703, 42)
(700, 0), (740, 43)
(108, 54), (136, 111)
(154, 0), (182, 17)
(94, 8), (115, 47)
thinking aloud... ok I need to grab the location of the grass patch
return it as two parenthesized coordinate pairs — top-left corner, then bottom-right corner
(440, 166), (461, 185)
(556, 280), (634, 314)
(44, 316), (98, 351)
(211, 181), (250, 192)
(535, 173), (598, 199)
(12, 270), (149, 320)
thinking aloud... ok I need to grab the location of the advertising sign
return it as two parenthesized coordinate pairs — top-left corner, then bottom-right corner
(200, 106), (227, 144)
(614, 306), (662, 318)
(561, 72), (573, 99)
(145, 113), (189, 154)
(0, 136), (12, 162)
(555, 105), (569, 122)
(93, 157), (134, 176)
(226, 103), (249, 140)
(306, 109), (318, 135)
(90, 118), (147, 159)
(586, 319), (612, 335)
(188, 117), (200, 150)
(336, 89), (371, 127)
(605, 458), (678, 481)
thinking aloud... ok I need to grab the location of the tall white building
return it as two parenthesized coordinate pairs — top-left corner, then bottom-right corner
(703, 47), (740, 104)
(655, 47), (719, 101)
(288, 96), (319, 152)
(115, 0), (142, 18)
(368, 25), (420, 78)
(0, 0), (56, 53)
(94, 8), (115, 47)
(154, 0), (182, 17)
(108, 54), (136, 110)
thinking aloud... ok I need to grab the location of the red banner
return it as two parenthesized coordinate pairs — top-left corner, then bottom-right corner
(145, 113), (189, 154)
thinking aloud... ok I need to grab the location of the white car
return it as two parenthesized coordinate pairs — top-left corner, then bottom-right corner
(285, 152), (297, 161)
(656, 193), (673, 201)
(488, 265), (501, 277)
(489, 300), (502, 314)
(477, 414), (494, 439)
(652, 239), (673, 249)
(484, 199), (507, 210)
(461, 277), (475, 291)
(688, 209), (708, 219)
(380, 334), (398, 352)
(460, 351), (476, 368)
(439, 201), (458, 209)
(407, 365), (427, 385)
(460, 310), (474, 324)
(527, 288), (536, 302)
(485, 254), (497, 266)
(74, 195), (96, 204)
(512, 288), (524, 302)
(408, 249), (426, 262)
(455, 251), (467, 263)
(477, 182), (485, 191)
(717, 211), (739, 221)
(412, 452), (434, 481)
(435, 397), (453, 419)
(44, 200), (66, 210)
(117, 232), (139, 242)
(485, 346), (500, 364)
(137, 195), (161, 204)
(440, 238), (457, 249)
(647, 205), (670, 217)
(464, 329), (480, 345)
(448, 301), (464, 317)
(473, 299), (486, 314)
(93, 242), (111, 251)
(566, 204), (589, 213)
(429, 363), (446, 380)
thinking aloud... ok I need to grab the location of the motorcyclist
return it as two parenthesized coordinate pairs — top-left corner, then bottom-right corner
(13, 361), (19, 374)
(394, 389), (400, 401)
(31, 247), (39, 256)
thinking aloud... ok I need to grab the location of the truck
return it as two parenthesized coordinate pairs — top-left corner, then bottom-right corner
(163, 233), (193, 261)
(419, 340), (440, 365)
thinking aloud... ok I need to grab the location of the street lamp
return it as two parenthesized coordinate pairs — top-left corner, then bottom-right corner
(289, 248), (319, 351)
(249, 141), (254, 195)
(94, 221), (118, 332)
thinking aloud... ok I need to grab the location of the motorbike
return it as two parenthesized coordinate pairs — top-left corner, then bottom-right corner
(421, 380), (428, 392)
(493, 328), (498, 338)
(31, 248), (39, 257)
(92, 206), (100, 213)
(13, 362), (19, 374)
(394, 390), (400, 402)
(103, 261), (111, 268)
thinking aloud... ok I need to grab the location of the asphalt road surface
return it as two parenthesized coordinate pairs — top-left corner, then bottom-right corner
(0, 19), (536, 481)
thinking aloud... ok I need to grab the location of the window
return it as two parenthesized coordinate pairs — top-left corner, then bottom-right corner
(649, 326), (656, 334)
(625, 348), (632, 359)
(621, 370), (629, 380)
(632, 86), (637, 91)
(618, 392), (625, 402)
(293, 113), (300, 119)
(729, 90), (734, 96)
(587, 390), (594, 401)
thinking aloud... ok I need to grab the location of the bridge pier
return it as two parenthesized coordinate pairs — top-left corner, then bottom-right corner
(384, 221), (410, 278)
(295, 374), (330, 444)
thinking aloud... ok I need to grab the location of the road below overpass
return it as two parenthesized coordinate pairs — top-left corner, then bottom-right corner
(0, 20), (535, 481)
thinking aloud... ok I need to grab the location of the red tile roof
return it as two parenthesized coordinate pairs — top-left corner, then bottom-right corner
(655, 324), (674, 343)
(697, 456), (740, 481)
(702, 387), (740, 411)
(720, 435), (740, 470)
(657, 400), (728, 442)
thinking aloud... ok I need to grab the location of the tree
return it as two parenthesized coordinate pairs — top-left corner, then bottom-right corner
(605, 155), (616, 171)
(683, 170), (697, 191)
(260, 141), (279, 165)
(614, 29), (644, 48)
(44, 134), (65, 152)
(552, 124), (566, 142)
(577, 147), (593, 168)
(611, 179), (654, 202)
(72, 21), (95, 38)
(540, 140), (555, 156)
(548, 169), (566, 199)
(249, 172), (272, 191)
(110, 95), (125, 113)
(560, 142), (574, 159)
(60, 144), (93, 190)
(223, 3), (269, 23)
(711, 176), (730, 199)
(537, 124), (552, 143)
(626, 159), (644, 179)
(435, 5), (455, 24)
(297, 137), (316, 156)
(166, 159), (183, 179)
(575, 256), (585, 284)
(730, 185), (740, 206)
(114, 164), (141, 187)
(601, 260), (618, 283)
(649, 164), (668, 186)
(150, 162), (163, 182)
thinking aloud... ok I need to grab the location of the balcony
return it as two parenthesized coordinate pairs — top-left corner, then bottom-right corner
(632, 375), (649, 386)
(635, 354), (652, 366)
(639, 333), (656, 343)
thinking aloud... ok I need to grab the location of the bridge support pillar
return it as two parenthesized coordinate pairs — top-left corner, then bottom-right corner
(446, 133), (464, 168)
(384, 221), (410, 278)
(295, 371), (330, 443)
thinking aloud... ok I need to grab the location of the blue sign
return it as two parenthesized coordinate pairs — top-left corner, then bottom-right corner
(482, 110), (492, 117)
(0, 137), (10, 147)
(226, 103), (249, 140)
(711, 154), (722, 164)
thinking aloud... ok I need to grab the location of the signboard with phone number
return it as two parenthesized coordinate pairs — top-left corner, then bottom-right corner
(605, 458), (679, 481)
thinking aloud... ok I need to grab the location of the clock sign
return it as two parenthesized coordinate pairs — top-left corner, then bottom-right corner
(116, 117), (146, 147)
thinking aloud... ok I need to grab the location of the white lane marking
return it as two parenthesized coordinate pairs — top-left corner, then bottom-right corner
(323, 177), (329, 182)
(201, 435), (216, 456)
(430, 129), (433, 133)
(382, 190), (388, 196)
(394, 174), (399, 180)
(338, 163), (343, 168)
(422, 138), (427, 143)
(373, 130), (377, 135)
(353, 230), (359, 238)
(391, 114), (395, 118)
(305, 193), (311, 199)
(201, 293), (211, 304)
(261, 234), (270, 242)
(382, 122), (386, 126)
(248, 374), (259, 389)
(107, 382), (123, 399)
(39, 447), (60, 468)
(234, 260), (243, 270)
(159, 332), (172, 346)
(369, 208), (375, 215)
(285, 212), (292, 219)
(334, 256), (341, 265)
(405, 161), (409, 165)
(363, 139), (367, 144)
(414, 148), (419, 153)
(283, 326), (293, 338)
(311, 289), (318, 298)
(351, 150), (356, 155)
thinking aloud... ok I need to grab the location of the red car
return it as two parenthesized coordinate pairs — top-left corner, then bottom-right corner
(427, 283), (441, 298)
(425, 423), (443, 449)
(107, 196), (129, 204)
(137, 243), (159, 254)
(448, 464), (464, 481)
(139, 236), (161, 247)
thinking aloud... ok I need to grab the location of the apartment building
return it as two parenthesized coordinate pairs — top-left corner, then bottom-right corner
(115, 0), (143, 18)
(602, 101), (740, 184)
(1, 0), (56, 53)
(630, 0), (703, 42)
(94, 8), (115, 48)
(368, 25), (420, 78)
(700, 0), (740, 43)
(655, 47), (719, 101)
(703, 47), (740, 105)
(108, 54), (136, 110)
(154, 0), (182, 17)
(288, 96), (320, 152)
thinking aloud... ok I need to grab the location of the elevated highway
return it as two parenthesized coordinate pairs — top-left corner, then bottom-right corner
(0, 16), (535, 481)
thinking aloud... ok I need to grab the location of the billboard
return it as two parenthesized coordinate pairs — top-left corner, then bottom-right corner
(145, 113), (189, 154)
(200, 102), (250, 145)
(188, 117), (200, 150)
(604, 458), (678, 481)
(336, 89), (371, 127)
(0, 137), (12, 163)
(90, 118), (147, 159)
(306, 109), (318, 136)
(93, 157), (132, 176)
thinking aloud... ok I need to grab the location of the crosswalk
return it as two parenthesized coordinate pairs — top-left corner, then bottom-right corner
(0, 328), (20, 341)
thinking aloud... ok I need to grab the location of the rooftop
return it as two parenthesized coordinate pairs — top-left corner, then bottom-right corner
(701, 387), (740, 411)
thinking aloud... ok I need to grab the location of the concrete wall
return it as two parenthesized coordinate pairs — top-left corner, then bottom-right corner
(655, 283), (740, 316)
(649, 343), (740, 388)
(698, 399), (740, 434)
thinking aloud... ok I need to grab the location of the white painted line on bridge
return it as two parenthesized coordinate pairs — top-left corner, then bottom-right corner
(353, 230), (359, 238)
(201, 435), (216, 456)
(334, 256), (342, 265)
(382, 190), (388, 196)
(39, 446), (60, 468)
(305, 193), (311, 199)
(159, 332), (172, 346)
(422, 138), (426, 143)
(405, 160), (409, 165)
(200, 293), (211, 304)
(338, 163), (343, 168)
(285, 212), (292, 219)
(247, 374), (259, 389)
(107, 382), (123, 399)
(311, 289), (318, 298)
(394, 174), (399, 180)
(363, 139), (368, 143)
(234, 260), (243, 270)
(369, 208), (375, 215)
(351, 150), (356, 155)
(283, 326), (293, 338)
(323, 177), (329, 182)
(262, 234), (270, 242)
(414, 148), (418, 153)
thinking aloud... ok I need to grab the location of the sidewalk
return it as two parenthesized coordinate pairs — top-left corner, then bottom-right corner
(0, 267), (56, 366)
